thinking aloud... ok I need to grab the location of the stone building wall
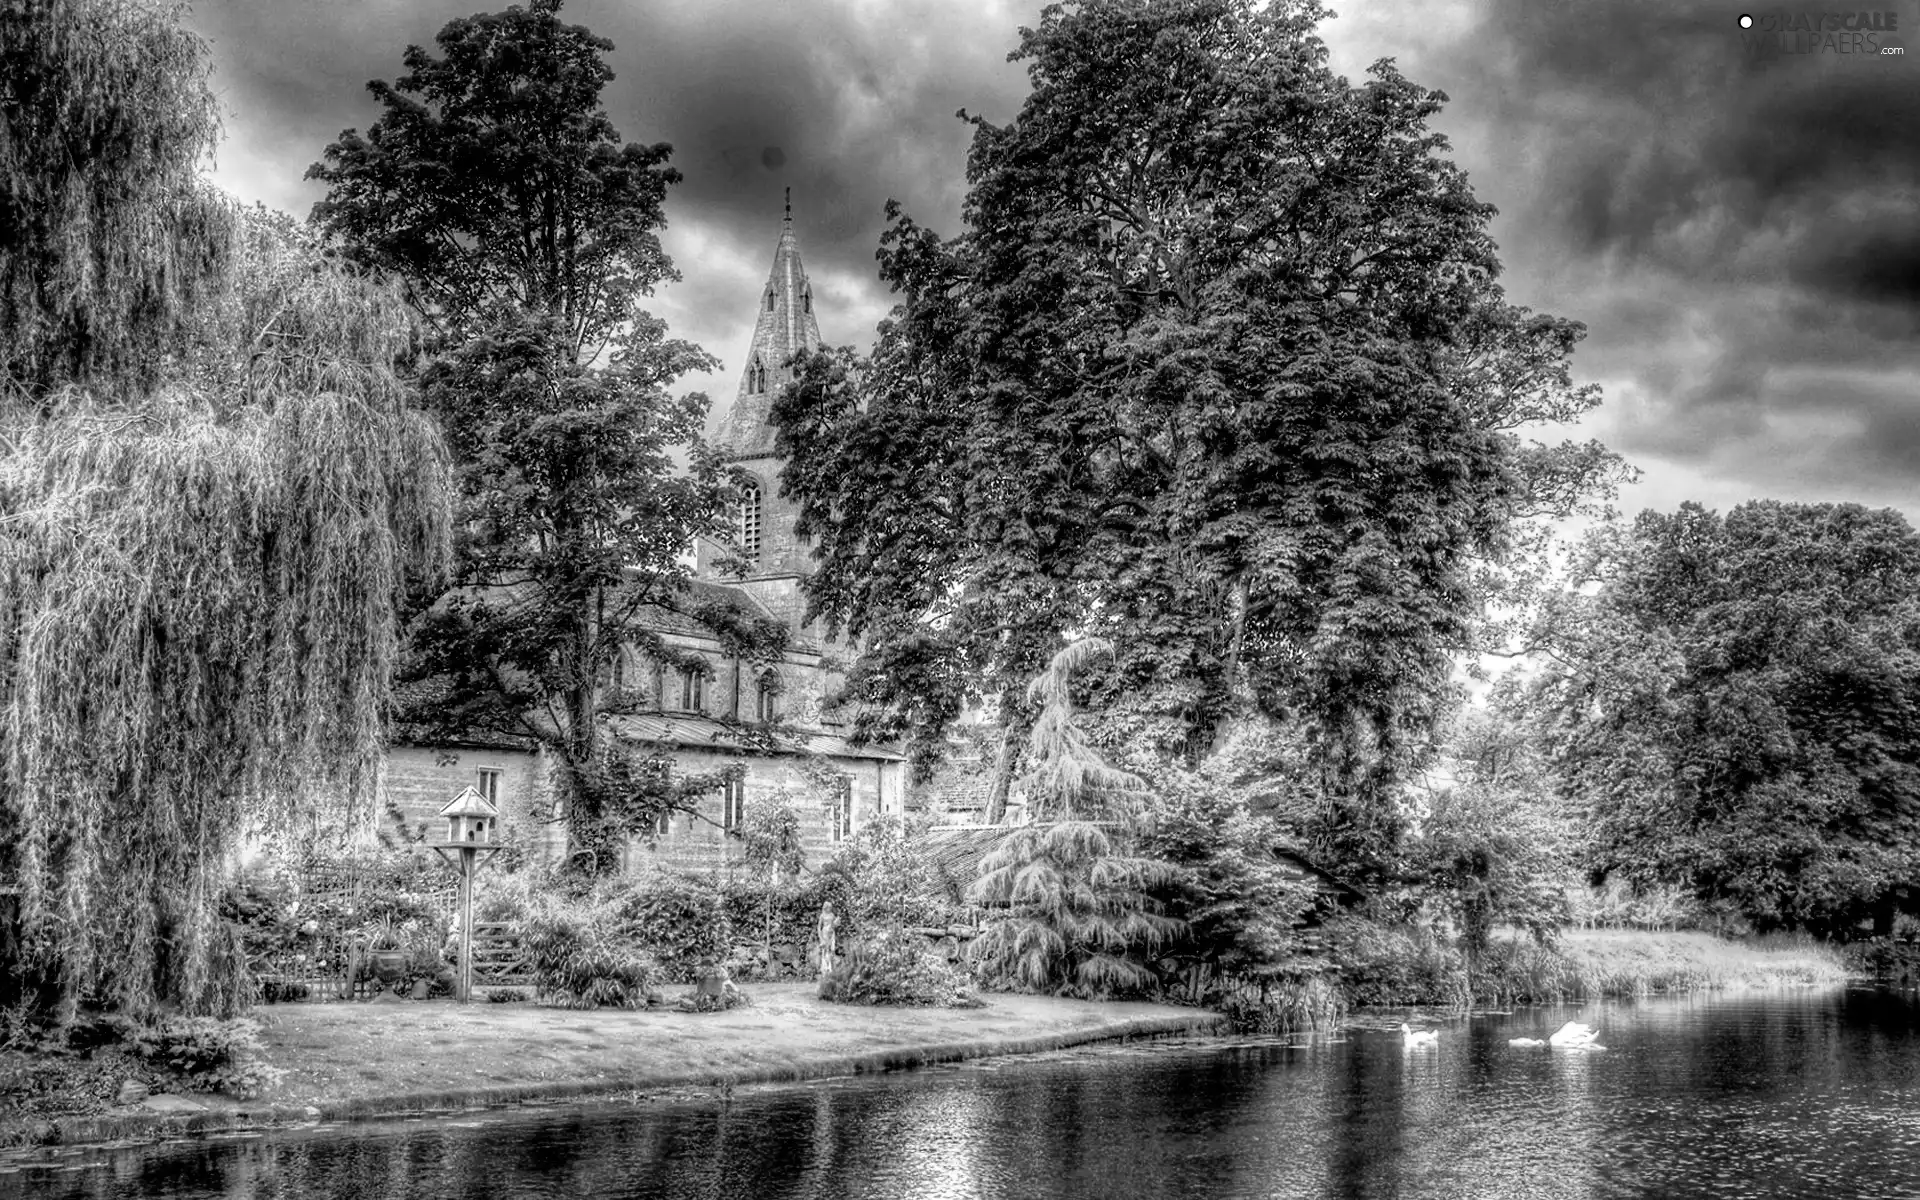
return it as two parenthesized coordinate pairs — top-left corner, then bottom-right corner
(624, 749), (907, 879)
(379, 743), (565, 863)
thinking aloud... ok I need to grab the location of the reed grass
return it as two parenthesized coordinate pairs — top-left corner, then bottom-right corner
(1475, 929), (1848, 1005)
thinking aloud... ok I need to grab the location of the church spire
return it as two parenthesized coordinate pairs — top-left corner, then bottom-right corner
(713, 196), (821, 460)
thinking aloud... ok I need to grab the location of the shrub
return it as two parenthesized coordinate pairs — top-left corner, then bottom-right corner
(521, 904), (660, 1009)
(115, 1016), (285, 1099)
(819, 930), (983, 1008)
(605, 875), (731, 983)
(819, 815), (954, 940)
(722, 875), (830, 977)
(1323, 915), (1470, 1009)
(1213, 973), (1346, 1034)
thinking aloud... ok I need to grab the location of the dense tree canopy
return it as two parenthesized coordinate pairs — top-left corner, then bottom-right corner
(773, 0), (1627, 842)
(310, 0), (784, 871)
(306, 0), (679, 359)
(1527, 501), (1920, 933)
(0, 0), (450, 1019)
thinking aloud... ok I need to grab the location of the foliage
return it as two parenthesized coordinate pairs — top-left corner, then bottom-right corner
(1321, 914), (1470, 1009)
(603, 874), (732, 983)
(306, 0), (679, 359)
(519, 899), (659, 1009)
(816, 815), (952, 940)
(1, 0), (227, 401)
(968, 822), (1181, 998)
(1524, 501), (1920, 934)
(1567, 877), (1708, 932)
(966, 643), (1182, 996)
(314, 2), (786, 871)
(1478, 929), (1848, 1004)
(818, 929), (983, 1008)
(772, 0), (1628, 846)
(0, 0), (452, 1024)
(1405, 699), (1573, 955)
(114, 1016), (286, 1099)
(740, 801), (807, 880)
(1212, 974), (1345, 1035)
(723, 874), (832, 964)
(1139, 766), (1331, 997)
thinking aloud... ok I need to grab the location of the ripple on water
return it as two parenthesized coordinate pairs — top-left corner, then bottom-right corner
(5, 988), (1916, 1200)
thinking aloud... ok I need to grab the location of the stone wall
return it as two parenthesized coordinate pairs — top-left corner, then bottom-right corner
(626, 749), (907, 879)
(384, 742), (905, 878)
(380, 744), (565, 864)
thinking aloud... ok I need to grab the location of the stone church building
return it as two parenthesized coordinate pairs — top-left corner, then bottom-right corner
(380, 208), (909, 874)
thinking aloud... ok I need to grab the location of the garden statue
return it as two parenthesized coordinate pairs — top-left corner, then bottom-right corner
(817, 901), (838, 977)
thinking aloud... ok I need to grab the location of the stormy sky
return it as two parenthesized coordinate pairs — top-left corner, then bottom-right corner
(182, 0), (1919, 523)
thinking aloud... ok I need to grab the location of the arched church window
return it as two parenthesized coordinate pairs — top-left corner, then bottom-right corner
(679, 663), (706, 712)
(749, 358), (763, 394)
(739, 479), (762, 565)
(803, 286), (812, 313)
(766, 290), (775, 312)
(755, 670), (779, 722)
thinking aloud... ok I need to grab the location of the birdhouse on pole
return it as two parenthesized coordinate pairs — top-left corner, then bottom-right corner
(438, 785), (498, 845)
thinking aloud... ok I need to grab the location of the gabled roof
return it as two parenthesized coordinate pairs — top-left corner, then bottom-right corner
(605, 712), (905, 762)
(438, 785), (500, 818)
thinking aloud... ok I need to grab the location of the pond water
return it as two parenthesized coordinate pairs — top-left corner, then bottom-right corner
(6, 986), (1920, 1199)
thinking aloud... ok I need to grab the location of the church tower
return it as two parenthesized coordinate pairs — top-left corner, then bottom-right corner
(696, 194), (823, 631)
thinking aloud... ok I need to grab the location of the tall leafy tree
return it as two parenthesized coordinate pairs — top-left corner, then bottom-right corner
(0, 0), (451, 1019)
(1527, 501), (1920, 933)
(306, 0), (676, 361)
(775, 0), (1626, 856)
(310, 0), (784, 870)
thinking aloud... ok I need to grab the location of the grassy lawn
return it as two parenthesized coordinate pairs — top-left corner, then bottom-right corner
(0, 983), (1224, 1145)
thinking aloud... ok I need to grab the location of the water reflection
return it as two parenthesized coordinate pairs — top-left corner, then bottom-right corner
(8, 988), (1920, 1199)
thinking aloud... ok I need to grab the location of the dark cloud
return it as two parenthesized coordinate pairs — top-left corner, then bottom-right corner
(184, 0), (1039, 419)
(1318, 0), (1920, 516)
(183, 0), (1916, 519)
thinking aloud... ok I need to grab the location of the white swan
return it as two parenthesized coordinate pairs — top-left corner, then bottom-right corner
(1507, 1036), (1546, 1047)
(1548, 1020), (1602, 1048)
(1400, 1023), (1439, 1047)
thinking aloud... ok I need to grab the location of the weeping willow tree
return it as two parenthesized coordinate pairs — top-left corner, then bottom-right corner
(968, 639), (1180, 997)
(0, 0), (451, 1020)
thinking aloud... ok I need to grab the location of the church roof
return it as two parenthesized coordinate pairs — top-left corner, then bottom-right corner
(713, 197), (823, 460)
(605, 712), (905, 762)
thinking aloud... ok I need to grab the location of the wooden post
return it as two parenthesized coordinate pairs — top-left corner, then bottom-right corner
(457, 846), (475, 1003)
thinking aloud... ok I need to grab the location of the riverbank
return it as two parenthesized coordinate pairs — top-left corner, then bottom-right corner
(0, 984), (1226, 1149)
(1483, 928), (1850, 1001)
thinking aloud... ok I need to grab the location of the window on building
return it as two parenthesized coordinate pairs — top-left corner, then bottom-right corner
(723, 776), (745, 832)
(832, 775), (854, 842)
(476, 767), (501, 806)
(679, 665), (705, 712)
(738, 481), (762, 565)
(766, 290), (775, 312)
(749, 357), (763, 394)
(646, 756), (673, 838)
(803, 286), (812, 313)
(755, 672), (779, 722)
